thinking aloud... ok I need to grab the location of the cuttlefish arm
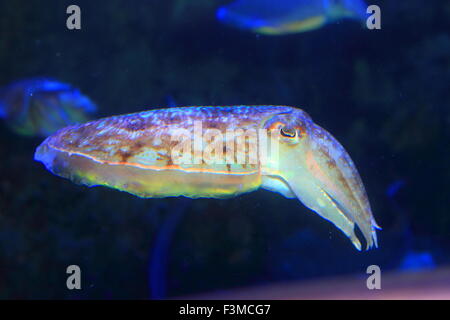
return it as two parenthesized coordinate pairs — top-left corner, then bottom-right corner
(260, 110), (380, 250)
(34, 105), (380, 250)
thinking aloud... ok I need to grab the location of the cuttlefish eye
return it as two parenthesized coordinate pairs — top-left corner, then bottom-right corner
(280, 126), (297, 138)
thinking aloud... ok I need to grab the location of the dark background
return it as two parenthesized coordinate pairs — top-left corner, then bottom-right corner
(0, 0), (449, 299)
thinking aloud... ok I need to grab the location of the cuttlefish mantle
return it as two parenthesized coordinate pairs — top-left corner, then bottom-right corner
(35, 105), (380, 250)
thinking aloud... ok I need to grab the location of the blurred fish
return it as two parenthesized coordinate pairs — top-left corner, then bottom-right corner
(217, 0), (369, 35)
(399, 251), (436, 272)
(0, 78), (97, 137)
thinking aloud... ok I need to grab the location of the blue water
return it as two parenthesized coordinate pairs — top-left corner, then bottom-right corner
(0, 0), (449, 299)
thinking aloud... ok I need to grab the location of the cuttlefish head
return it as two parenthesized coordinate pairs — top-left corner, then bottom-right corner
(261, 110), (380, 250)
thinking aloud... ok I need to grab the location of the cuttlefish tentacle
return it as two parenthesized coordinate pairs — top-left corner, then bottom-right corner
(35, 105), (379, 250)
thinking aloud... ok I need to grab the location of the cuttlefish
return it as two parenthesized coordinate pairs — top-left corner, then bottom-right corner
(34, 105), (380, 250)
